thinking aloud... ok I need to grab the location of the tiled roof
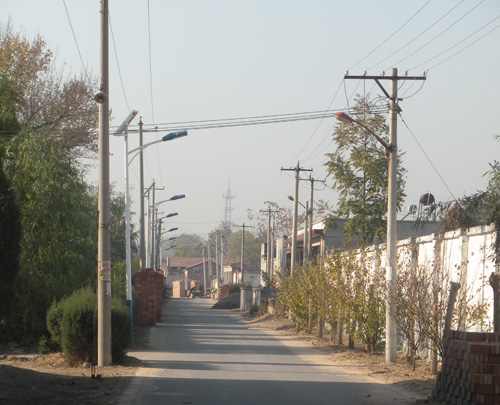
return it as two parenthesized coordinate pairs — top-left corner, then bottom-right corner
(166, 257), (204, 268)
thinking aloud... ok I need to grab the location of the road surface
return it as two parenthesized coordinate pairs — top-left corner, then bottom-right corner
(121, 298), (416, 404)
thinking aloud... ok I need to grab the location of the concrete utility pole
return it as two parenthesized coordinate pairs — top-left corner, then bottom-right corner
(236, 223), (252, 284)
(344, 68), (426, 363)
(301, 175), (326, 258)
(260, 207), (279, 280)
(215, 235), (219, 288)
(281, 162), (311, 275)
(139, 119), (146, 268)
(202, 248), (207, 292)
(96, 0), (111, 367)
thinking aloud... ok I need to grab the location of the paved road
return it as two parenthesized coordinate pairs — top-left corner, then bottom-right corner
(121, 298), (415, 405)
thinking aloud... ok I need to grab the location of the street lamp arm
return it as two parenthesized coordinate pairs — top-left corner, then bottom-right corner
(334, 112), (391, 151)
(151, 195), (186, 208)
(128, 130), (188, 156)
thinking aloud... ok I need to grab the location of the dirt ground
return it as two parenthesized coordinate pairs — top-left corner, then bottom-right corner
(0, 312), (436, 405)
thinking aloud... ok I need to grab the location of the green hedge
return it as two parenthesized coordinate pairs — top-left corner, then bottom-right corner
(46, 286), (131, 366)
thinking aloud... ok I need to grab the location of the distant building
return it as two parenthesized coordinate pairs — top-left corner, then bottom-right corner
(262, 217), (440, 279)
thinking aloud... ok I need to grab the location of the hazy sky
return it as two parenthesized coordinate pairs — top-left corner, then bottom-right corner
(4, 0), (500, 239)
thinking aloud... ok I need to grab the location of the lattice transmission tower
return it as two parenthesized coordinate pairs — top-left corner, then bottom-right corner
(223, 179), (235, 228)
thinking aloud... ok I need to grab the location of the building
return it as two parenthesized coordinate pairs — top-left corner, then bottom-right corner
(263, 217), (440, 278)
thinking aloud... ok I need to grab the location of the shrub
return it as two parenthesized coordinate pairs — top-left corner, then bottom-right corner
(228, 284), (241, 294)
(60, 286), (95, 366)
(111, 297), (131, 363)
(50, 286), (131, 366)
(46, 299), (63, 348)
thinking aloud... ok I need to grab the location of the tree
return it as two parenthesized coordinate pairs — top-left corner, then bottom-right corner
(0, 21), (97, 157)
(325, 96), (406, 246)
(2, 133), (97, 339)
(248, 201), (293, 239)
(171, 234), (205, 258)
(0, 75), (21, 340)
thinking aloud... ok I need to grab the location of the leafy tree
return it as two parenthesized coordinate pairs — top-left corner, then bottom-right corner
(0, 75), (21, 339)
(2, 133), (96, 339)
(171, 233), (205, 257)
(325, 96), (406, 246)
(0, 21), (97, 157)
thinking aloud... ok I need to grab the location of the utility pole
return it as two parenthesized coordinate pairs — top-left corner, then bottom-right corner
(345, 68), (426, 363)
(260, 207), (279, 280)
(96, 0), (111, 367)
(144, 181), (164, 268)
(236, 223), (252, 284)
(215, 235), (219, 288)
(301, 175), (326, 258)
(220, 237), (224, 284)
(202, 248), (207, 292)
(139, 118), (146, 268)
(281, 162), (311, 275)
(303, 201), (308, 265)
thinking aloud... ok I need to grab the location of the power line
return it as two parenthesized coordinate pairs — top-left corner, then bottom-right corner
(367, 0), (466, 72)
(388, 0), (486, 70)
(399, 112), (456, 201)
(62, 0), (91, 82)
(348, 0), (433, 71)
(147, 0), (155, 124)
(410, 14), (500, 71)
(109, 12), (130, 111)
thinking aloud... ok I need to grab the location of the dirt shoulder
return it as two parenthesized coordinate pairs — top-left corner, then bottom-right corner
(245, 313), (436, 404)
(0, 327), (149, 405)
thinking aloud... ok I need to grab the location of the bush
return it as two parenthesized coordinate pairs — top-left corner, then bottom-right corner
(228, 284), (241, 294)
(60, 286), (95, 366)
(47, 286), (131, 366)
(46, 299), (63, 346)
(111, 297), (131, 363)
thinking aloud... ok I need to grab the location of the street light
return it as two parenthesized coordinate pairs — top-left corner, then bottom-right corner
(114, 111), (187, 341)
(334, 110), (397, 363)
(148, 195), (185, 267)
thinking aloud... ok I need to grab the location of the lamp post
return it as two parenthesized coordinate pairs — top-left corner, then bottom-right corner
(114, 121), (186, 341)
(334, 109), (397, 363)
(156, 226), (179, 268)
(148, 194), (185, 267)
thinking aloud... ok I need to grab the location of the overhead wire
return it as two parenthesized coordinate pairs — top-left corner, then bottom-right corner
(388, 0), (486, 70)
(62, 0), (91, 82)
(285, 79), (345, 167)
(348, 0), (433, 72)
(367, 0), (466, 72)
(399, 112), (457, 201)
(412, 16), (500, 71)
(109, 12), (130, 111)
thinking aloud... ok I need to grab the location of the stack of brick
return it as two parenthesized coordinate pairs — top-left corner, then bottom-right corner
(218, 284), (229, 300)
(134, 268), (165, 325)
(172, 280), (185, 298)
(433, 330), (500, 404)
(153, 270), (164, 321)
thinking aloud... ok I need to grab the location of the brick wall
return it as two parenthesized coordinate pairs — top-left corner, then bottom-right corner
(134, 268), (164, 325)
(172, 280), (185, 298)
(433, 330), (500, 404)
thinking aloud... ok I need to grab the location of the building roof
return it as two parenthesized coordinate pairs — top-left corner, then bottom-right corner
(166, 257), (204, 269)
